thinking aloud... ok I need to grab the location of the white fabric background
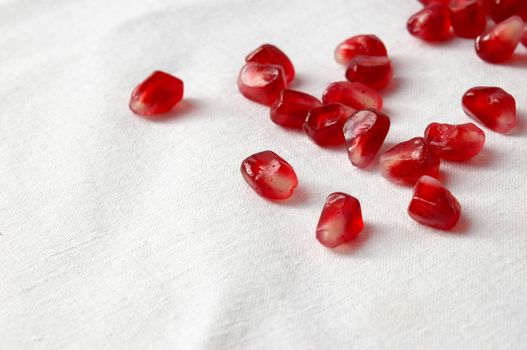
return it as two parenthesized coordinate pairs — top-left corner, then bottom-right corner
(1, 0), (526, 349)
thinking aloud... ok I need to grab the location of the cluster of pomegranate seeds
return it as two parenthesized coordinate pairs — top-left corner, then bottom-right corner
(425, 122), (485, 161)
(129, 71), (184, 116)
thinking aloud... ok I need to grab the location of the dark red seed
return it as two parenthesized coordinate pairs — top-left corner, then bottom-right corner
(322, 81), (383, 111)
(345, 55), (393, 90)
(475, 16), (524, 63)
(238, 62), (287, 106)
(334, 35), (388, 65)
(489, 0), (527, 22)
(270, 89), (322, 128)
(245, 44), (295, 84)
(424, 122), (485, 161)
(407, 4), (452, 42)
(450, 0), (487, 39)
(129, 71), (184, 116)
(303, 103), (354, 147)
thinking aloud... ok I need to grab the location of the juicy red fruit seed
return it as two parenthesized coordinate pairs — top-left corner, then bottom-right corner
(407, 4), (452, 42)
(489, 0), (527, 22)
(475, 16), (525, 63)
(343, 109), (391, 169)
(304, 103), (354, 147)
(322, 81), (383, 111)
(270, 89), (322, 128)
(241, 151), (298, 200)
(408, 176), (461, 231)
(245, 44), (295, 84)
(450, 0), (487, 39)
(129, 71), (184, 116)
(345, 55), (393, 90)
(334, 35), (388, 65)
(425, 122), (485, 161)
(462, 86), (517, 133)
(379, 137), (440, 185)
(238, 62), (287, 106)
(316, 192), (364, 248)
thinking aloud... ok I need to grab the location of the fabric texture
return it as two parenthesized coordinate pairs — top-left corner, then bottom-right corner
(1, 0), (526, 349)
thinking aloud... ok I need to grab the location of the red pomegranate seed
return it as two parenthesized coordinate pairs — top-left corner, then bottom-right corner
(379, 137), (440, 185)
(270, 89), (322, 129)
(322, 81), (383, 111)
(343, 109), (391, 168)
(408, 176), (461, 230)
(316, 192), (364, 248)
(489, 0), (527, 22)
(334, 35), (388, 65)
(450, 0), (487, 38)
(304, 103), (353, 147)
(238, 62), (287, 106)
(424, 122), (485, 161)
(462, 86), (517, 133)
(345, 55), (393, 90)
(129, 71), (184, 116)
(241, 151), (298, 200)
(407, 4), (452, 42)
(475, 16), (525, 63)
(245, 44), (295, 84)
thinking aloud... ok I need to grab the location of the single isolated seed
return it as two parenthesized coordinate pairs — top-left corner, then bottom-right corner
(245, 44), (295, 84)
(322, 81), (383, 111)
(475, 15), (525, 63)
(303, 103), (354, 147)
(407, 4), (452, 42)
(343, 109), (391, 169)
(129, 71), (184, 116)
(240, 150), (298, 200)
(316, 192), (364, 248)
(238, 62), (287, 106)
(462, 86), (517, 133)
(488, 0), (527, 23)
(379, 137), (440, 185)
(270, 89), (322, 128)
(425, 122), (485, 161)
(449, 0), (487, 39)
(408, 175), (461, 231)
(345, 55), (393, 90)
(334, 34), (388, 65)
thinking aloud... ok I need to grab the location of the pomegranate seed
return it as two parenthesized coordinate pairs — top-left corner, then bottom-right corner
(475, 16), (525, 63)
(322, 81), (383, 111)
(407, 4), (452, 42)
(345, 55), (393, 90)
(408, 176), (461, 230)
(245, 44), (295, 84)
(462, 86), (517, 133)
(489, 0), (527, 22)
(334, 35), (388, 65)
(450, 0), (487, 38)
(270, 89), (322, 129)
(304, 103), (353, 147)
(343, 109), (391, 168)
(379, 137), (440, 185)
(129, 71), (184, 116)
(241, 151), (298, 200)
(316, 192), (364, 248)
(424, 122), (485, 161)
(238, 62), (287, 106)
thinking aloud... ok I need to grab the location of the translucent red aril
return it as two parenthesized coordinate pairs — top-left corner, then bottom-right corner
(129, 71), (184, 116)
(408, 176), (461, 230)
(462, 86), (517, 133)
(245, 44), (295, 84)
(345, 56), (393, 90)
(379, 137), (440, 185)
(407, 4), (452, 42)
(316, 193), (364, 248)
(240, 151), (298, 200)
(450, 0), (487, 38)
(238, 63), (287, 106)
(270, 89), (322, 128)
(304, 103), (353, 147)
(475, 16), (525, 63)
(334, 35), (388, 65)
(322, 81), (383, 111)
(343, 109), (391, 168)
(489, 0), (527, 22)
(424, 122), (485, 161)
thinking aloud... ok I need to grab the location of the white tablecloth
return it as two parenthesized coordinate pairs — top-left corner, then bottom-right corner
(1, 0), (526, 349)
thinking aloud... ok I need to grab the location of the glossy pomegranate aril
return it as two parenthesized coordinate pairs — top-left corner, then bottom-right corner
(270, 89), (322, 129)
(316, 192), (364, 248)
(379, 137), (440, 185)
(345, 55), (393, 90)
(245, 44), (295, 84)
(322, 81), (383, 111)
(475, 16), (525, 63)
(303, 103), (353, 147)
(489, 0), (527, 22)
(129, 71), (184, 116)
(407, 4), (452, 42)
(462, 86), (517, 133)
(450, 0), (487, 38)
(241, 151), (298, 200)
(424, 122), (485, 161)
(343, 109), (391, 168)
(334, 35), (388, 65)
(408, 176), (461, 230)
(238, 62), (287, 106)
